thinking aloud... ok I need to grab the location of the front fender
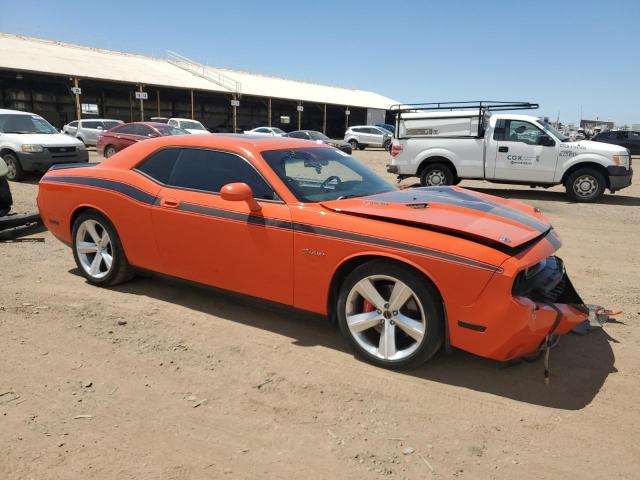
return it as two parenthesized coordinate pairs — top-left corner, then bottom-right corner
(555, 154), (612, 183)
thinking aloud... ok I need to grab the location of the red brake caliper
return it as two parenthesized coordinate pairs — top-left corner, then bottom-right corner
(362, 299), (375, 313)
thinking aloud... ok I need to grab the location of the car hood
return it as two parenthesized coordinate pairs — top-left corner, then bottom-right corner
(4, 133), (84, 146)
(565, 139), (628, 154)
(320, 186), (552, 248)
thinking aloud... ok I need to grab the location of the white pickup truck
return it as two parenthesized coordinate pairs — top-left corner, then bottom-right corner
(387, 102), (633, 202)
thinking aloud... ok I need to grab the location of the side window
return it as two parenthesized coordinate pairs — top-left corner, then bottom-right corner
(352, 128), (365, 134)
(504, 120), (546, 145)
(288, 131), (307, 139)
(137, 125), (155, 137)
(629, 131), (640, 139)
(116, 124), (137, 135)
(135, 148), (181, 184)
(616, 131), (628, 140)
(83, 121), (102, 129)
(255, 128), (269, 133)
(493, 119), (506, 141)
(168, 149), (276, 200)
(69, 121), (79, 128)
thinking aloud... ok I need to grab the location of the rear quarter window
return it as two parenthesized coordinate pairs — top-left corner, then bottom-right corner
(135, 148), (181, 184)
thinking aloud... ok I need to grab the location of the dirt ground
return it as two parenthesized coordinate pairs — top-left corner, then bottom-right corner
(1, 148), (639, 479)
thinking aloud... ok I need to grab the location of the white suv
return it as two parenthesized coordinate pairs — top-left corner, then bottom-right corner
(344, 125), (392, 151)
(0, 109), (88, 181)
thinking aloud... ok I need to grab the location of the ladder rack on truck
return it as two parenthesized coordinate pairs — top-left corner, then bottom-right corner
(390, 101), (539, 139)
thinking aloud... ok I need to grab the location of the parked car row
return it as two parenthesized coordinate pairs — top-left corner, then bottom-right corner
(97, 122), (188, 158)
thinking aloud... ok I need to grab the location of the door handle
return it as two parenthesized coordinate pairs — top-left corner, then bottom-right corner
(160, 198), (180, 208)
(498, 146), (509, 153)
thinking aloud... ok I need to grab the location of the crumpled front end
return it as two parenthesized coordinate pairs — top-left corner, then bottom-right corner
(448, 247), (605, 362)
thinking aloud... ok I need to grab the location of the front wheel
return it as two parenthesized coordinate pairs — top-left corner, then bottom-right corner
(3, 153), (24, 181)
(337, 260), (443, 369)
(420, 163), (454, 186)
(72, 211), (134, 286)
(565, 168), (606, 202)
(348, 139), (359, 151)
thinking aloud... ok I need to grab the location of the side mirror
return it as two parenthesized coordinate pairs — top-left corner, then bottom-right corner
(220, 182), (262, 212)
(539, 135), (555, 147)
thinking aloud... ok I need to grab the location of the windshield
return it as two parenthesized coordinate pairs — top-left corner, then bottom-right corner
(307, 131), (330, 141)
(273, 128), (286, 134)
(156, 125), (189, 135)
(542, 122), (570, 142)
(262, 147), (395, 203)
(0, 114), (58, 134)
(179, 120), (206, 130)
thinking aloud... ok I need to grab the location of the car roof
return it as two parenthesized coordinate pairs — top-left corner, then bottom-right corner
(169, 118), (202, 122)
(0, 108), (36, 115)
(120, 122), (172, 127)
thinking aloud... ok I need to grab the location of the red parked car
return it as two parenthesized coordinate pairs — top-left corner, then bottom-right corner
(96, 122), (189, 158)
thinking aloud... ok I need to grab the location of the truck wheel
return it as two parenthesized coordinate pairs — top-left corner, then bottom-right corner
(348, 139), (359, 150)
(3, 153), (24, 181)
(420, 163), (454, 186)
(358, 145), (367, 150)
(383, 139), (392, 151)
(565, 168), (605, 202)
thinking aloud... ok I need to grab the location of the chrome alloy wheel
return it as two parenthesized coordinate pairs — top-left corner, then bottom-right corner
(573, 174), (598, 198)
(345, 275), (427, 361)
(75, 219), (113, 279)
(426, 169), (446, 186)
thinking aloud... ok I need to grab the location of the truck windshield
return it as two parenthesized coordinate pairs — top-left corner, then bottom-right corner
(543, 123), (570, 142)
(262, 147), (395, 202)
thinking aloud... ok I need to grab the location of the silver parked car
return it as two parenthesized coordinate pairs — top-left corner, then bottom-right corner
(344, 125), (392, 151)
(63, 119), (124, 146)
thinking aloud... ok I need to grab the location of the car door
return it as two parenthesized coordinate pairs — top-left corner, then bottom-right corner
(146, 147), (294, 305)
(81, 120), (102, 145)
(366, 127), (383, 146)
(65, 121), (79, 136)
(628, 131), (640, 155)
(491, 119), (558, 182)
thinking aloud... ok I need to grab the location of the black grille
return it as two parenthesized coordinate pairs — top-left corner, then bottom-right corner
(47, 146), (77, 154)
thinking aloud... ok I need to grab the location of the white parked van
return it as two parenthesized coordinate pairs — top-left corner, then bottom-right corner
(0, 109), (88, 181)
(387, 102), (632, 202)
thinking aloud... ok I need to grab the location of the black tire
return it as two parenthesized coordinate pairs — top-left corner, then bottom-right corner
(72, 210), (134, 287)
(337, 259), (443, 370)
(3, 153), (24, 181)
(420, 162), (454, 187)
(104, 145), (117, 158)
(565, 167), (606, 202)
(383, 139), (392, 151)
(357, 145), (367, 150)
(348, 139), (359, 150)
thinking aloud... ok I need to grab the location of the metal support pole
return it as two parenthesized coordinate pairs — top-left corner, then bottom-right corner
(190, 89), (194, 119)
(156, 89), (161, 117)
(139, 84), (144, 121)
(129, 91), (133, 122)
(73, 77), (81, 120)
(232, 94), (237, 133)
(268, 98), (272, 127)
(323, 104), (327, 135)
(345, 106), (349, 131)
(298, 101), (302, 130)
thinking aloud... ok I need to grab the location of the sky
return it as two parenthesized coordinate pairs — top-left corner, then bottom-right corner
(1, 0), (639, 125)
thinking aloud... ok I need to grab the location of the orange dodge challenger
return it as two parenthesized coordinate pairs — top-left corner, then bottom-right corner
(38, 134), (593, 369)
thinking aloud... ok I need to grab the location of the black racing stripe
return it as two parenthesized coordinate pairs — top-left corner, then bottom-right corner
(178, 202), (293, 230)
(546, 229), (562, 249)
(458, 320), (487, 332)
(43, 176), (501, 272)
(44, 176), (157, 205)
(374, 187), (549, 233)
(293, 222), (501, 272)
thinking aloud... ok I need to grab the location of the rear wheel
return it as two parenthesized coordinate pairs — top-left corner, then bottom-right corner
(420, 163), (454, 187)
(337, 260), (443, 369)
(72, 211), (134, 286)
(104, 145), (117, 158)
(3, 153), (24, 181)
(348, 139), (359, 150)
(565, 168), (606, 202)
